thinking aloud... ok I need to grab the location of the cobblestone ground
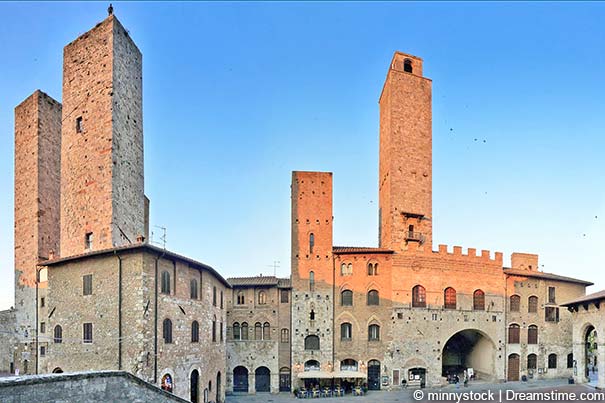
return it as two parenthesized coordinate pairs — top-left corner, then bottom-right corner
(226, 379), (602, 403)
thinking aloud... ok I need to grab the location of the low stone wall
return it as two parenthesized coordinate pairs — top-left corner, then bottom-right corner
(0, 370), (189, 403)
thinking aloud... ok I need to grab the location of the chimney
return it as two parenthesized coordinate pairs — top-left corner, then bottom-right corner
(136, 234), (145, 244)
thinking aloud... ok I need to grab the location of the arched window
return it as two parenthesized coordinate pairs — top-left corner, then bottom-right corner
(340, 359), (358, 371)
(412, 285), (426, 308)
(368, 324), (380, 341)
(233, 322), (241, 340)
(528, 296), (538, 313)
(444, 287), (457, 309)
(281, 328), (289, 343)
(548, 354), (557, 369)
(510, 295), (521, 312)
(309, 233), (315, 254)
(527, 354), (537, 370)
(212, 315), (217, 342)
(53, 325), (62, 343)
(341, 290), (353, 306)
(161, 271), (170, 294)
(367, 263), (378, 276)
(304, 360), (320, 371)
(310, 309), (315, 321)
(263, 322), (270, 340)
(404, 59), (413, 73)
(258, 291), (267, 305)
(341, 322), (352, 340)
(190, 279), (198, 299)
(473, 290), (485, 311)
(191, 321), (199, 343)
(161, 373), (173, 393)
(340, 263), (352, 276)
(241, 322), (249, 340)
(508, 324), (520, 344)
(367, 290), (379, 306)
(163, 318), (173, 344)
(255, 322), (262, 340)
(237, 291), (245, 305)
(305, 335), (320, 350)
(309, 271), (315, 292)
(528, 325), (538, 345)
(567, 353), (574, 369)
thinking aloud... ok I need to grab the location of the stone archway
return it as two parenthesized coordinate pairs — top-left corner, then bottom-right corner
(233, 366), (249, 393)
(585, 325), (597, 382)
(442, 329), (497, 381)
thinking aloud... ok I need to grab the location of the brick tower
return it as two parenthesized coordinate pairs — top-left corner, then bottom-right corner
(59, 14), (145, 257)
(14, 90), (62, 369)
(290, 171), (335, 379)
(378, 52), (432, 252)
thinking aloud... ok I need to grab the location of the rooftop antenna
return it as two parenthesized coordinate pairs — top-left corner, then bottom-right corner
(266, 261), (280, 277)
(151, 225), (167, 249)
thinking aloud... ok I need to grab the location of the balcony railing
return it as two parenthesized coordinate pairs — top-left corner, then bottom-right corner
(405, 231), (425, 243)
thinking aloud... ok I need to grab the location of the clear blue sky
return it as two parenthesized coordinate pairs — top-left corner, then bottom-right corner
(1, 2), (604, 309)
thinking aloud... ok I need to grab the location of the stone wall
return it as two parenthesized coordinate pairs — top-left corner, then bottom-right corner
(0, 309), (17, 374)
(60, 15), (144, 258)
(42, 246), (228, 402)
(0, 371), (188, 403)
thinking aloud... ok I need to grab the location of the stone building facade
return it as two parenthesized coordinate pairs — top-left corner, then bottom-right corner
(562, 290), (605, 389)
(225, 277), (291, 394)
(288, 52), (593, 390)
(3, 9), (599, 401)
(41, 245), (228, 403)
(3, 12), (229, 403)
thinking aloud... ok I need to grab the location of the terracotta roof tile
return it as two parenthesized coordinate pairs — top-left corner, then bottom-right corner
(503, 268), (593, 286)
(561, 290), (605, 306)
(332, 246), (394, 255)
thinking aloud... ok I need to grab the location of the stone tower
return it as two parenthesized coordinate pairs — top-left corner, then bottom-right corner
(291, 171), (335, 378)
(378, 52), (432, 252)
(14, 90), (62, 347)
(60, 14), (145, 257)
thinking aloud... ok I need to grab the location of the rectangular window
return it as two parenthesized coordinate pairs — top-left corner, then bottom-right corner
(85, 232), (93, 250)
(213, 286), (217, 307)
(281, 289), (289, 303)
(40, 346), (46, 357)
(220, 322), (224, 342)
(76, 116), (83, 133)
(83, 274), (93, 296)
(548, 287), (556, 304)
(40, 297), (45, 308)
(545, 307), (560, 322)
(40, 322), (46, 333)
(83, 323), (93, 343)
(221, 291), (224, 309)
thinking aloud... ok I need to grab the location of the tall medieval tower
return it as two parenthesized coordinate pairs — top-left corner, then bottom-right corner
(291, 171), (335, 377)
(60, 14), (145, 257)
(378, 52), (432, 252)
(14, 91), (62, 342)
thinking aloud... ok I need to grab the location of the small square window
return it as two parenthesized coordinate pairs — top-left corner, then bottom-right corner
(76, 116), (83, 133)
(40, 322), (46, 333)
(83, 323), (93, 343)
(40, 346), (46, 357)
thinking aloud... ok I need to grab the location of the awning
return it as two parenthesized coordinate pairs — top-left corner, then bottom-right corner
(298, 371), (333, 379)
(332, 370), (367, 379)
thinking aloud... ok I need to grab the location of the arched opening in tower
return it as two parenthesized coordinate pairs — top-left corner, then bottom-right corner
(442, 329), (496, 381)
(585, 325), (597, 382)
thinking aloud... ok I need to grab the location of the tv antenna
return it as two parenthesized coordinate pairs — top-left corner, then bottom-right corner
(151, 226), (167, 249)
(266, 261), (280, 276)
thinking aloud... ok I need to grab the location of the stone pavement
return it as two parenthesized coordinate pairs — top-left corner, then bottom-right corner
(226, 379), (602, 403)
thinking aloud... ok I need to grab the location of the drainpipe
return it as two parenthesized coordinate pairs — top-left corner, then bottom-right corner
(115, 251), (123, 370)
(153, 251), (166, 383)
(35, 267), (40, 375)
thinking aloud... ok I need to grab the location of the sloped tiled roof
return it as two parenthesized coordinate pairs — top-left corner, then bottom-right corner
(503, 268), (593, 286)
(333, 246), (394, 255)
(561, 290), (605, 306)
(228, 276), (291, 288)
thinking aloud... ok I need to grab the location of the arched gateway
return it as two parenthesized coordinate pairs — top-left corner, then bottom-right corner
(442, 329), (497, 381)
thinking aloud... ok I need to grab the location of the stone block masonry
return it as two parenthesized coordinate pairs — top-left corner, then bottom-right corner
(60, 15), (145, 258)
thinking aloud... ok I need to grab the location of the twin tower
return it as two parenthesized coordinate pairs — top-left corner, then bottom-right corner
(14, 15), (147, 337)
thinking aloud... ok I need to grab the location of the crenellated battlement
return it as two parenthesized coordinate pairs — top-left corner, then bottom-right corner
(431, 244), (503, 265)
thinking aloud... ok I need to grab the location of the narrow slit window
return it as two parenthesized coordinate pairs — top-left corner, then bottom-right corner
(76, 116), (83, 133)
